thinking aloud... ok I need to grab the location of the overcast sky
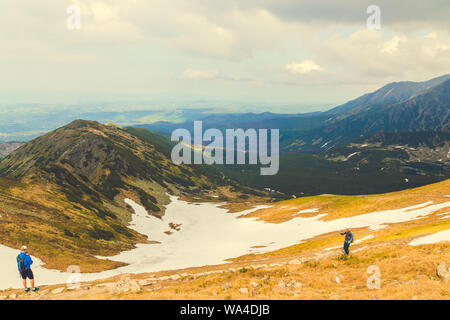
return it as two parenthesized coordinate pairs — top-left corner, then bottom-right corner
(1, 0), (449, 111)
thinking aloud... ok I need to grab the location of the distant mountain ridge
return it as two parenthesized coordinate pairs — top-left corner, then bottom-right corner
(326, 74), (450, 116)
(140, 75), (450, 154)
(282, 77), (450, 153)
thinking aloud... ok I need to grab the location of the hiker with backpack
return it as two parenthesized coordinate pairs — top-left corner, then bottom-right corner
(17, 246), (39, 292)
(340, 229), (354, 255)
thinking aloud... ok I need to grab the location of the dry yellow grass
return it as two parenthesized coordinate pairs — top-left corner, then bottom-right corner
(245, 179), (450, 223)
(140, 244), (449, 300)
(0, 179), (147, 272)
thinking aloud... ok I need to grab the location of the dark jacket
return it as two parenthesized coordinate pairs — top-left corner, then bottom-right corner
(341, 231), (354, 244)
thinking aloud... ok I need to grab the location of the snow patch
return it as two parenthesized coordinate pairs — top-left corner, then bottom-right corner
(354, 235), (375, 244)
(292, 208), (319, 216)
(321, 141), (331, 148)
(344, 152), (359, 161)
(408, 229), (450, 246)
(324, 245), (340, 251)
(324, 234), (374, 251)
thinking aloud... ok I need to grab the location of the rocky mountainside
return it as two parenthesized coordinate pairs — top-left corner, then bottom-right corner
(325, 74), (450, 116)
(0, 120), (228, 206)
(0, 120), (261, 272)
(323, 131), (449, 175)
(284, 79), (450, 153)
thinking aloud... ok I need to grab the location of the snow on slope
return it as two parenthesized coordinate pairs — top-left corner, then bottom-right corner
(408, 229), (450, 246)
(0, 196), (449, 289)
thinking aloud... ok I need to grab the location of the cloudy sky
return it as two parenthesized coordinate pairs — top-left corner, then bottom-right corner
(1, 0), (449, 111)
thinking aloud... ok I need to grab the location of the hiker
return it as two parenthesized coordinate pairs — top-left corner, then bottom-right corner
(340, 229), (354, 255)
(17, 246), (39, 292)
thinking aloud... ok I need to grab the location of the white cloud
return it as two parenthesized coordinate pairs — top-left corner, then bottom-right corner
(381, 36), (406, 54)
(315, 29), (450, 80)
(0, 0), (449, 105)
(286, 59), (326, 74)
(180, 69), (219, 80)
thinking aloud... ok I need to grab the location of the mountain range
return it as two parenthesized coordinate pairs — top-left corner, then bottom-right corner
(0, 75), (448, 271)
(326, 74), (450, 116)
(140, 75), (449, 154)
(132, 75), (450, 195)
(287, 77), (450, 152)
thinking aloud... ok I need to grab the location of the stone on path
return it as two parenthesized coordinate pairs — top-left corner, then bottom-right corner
(170, 274), (180, 281)
(288, 259), (301, 265)
(436, 263), (449, 282)
(51, 287), (65, 294)
(335, 274), (344, 284)
(239, 288), (249, 295)
(222, 282), (232, 290)
(138, 279), (155, 286)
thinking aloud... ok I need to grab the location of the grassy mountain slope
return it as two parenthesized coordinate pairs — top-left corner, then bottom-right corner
(0, 120), (262, 272)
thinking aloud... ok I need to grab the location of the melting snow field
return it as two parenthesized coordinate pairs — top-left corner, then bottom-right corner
(408, 229), (450, 246)
(0, 196), (449, 289)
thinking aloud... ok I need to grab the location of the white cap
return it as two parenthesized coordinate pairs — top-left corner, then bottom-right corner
(21, 245), (28, 251)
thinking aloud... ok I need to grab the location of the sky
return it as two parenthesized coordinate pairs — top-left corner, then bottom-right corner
(1, 0), (449, 112)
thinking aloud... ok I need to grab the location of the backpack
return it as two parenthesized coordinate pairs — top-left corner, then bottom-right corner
(18, 255), (27, 273)
(345, 232), (354, 244)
